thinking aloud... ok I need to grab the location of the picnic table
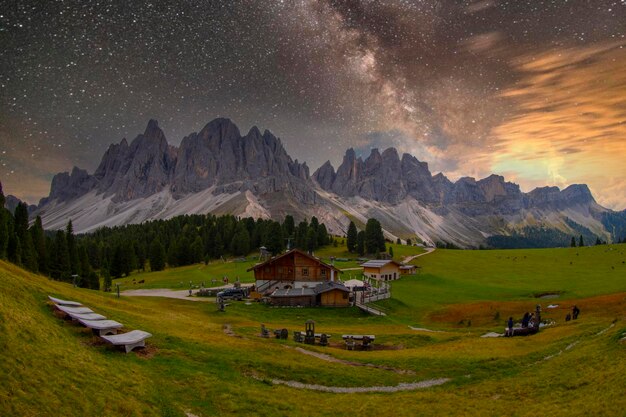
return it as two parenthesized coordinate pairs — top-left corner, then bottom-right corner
(341, 334), (375, 340)
(342, 334), (375, 350)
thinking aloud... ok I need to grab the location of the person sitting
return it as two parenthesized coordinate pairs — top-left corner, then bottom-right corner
(565, 313), (571, 322)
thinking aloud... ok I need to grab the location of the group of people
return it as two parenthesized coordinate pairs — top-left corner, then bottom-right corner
(565, 305), (580, 321)
(507, 305), (581, 336)
(507, 311), (536, 336)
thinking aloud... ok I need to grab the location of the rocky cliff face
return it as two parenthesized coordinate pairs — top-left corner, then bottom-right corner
(43, 118), (313, 206)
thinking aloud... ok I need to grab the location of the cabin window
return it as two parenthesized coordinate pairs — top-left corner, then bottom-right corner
(265, 267), (270, 273)
(277, 267), (283, 274)
(302, 267), (309, 276)
(288, 268), (293, 275)
(320, 269), (326, 277)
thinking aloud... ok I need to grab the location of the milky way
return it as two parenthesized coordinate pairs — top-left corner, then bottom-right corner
(1, 0), (625, 208)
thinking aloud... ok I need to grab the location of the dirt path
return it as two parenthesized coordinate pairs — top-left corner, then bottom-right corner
(122, 289), (213, 302)
(291, 346), (414, 375)
(122, 284), (255, 302)
(403, 247), (435, 264)
(265, 377), (451, 393)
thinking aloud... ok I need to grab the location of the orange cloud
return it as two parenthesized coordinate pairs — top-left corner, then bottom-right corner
(486, 41), (626, 209)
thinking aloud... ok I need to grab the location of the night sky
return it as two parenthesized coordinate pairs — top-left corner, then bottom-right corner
(1, 0), (625, 209)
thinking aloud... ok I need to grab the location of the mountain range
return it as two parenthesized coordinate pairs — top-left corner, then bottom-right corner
(17, 118), (626, 247)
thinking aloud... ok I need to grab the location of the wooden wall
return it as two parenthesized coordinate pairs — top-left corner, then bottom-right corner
(319, 290), (350, 307)
(253, 252), (334, 282)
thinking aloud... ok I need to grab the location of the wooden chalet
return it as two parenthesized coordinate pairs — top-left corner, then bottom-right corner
(248, 249), (342, 295)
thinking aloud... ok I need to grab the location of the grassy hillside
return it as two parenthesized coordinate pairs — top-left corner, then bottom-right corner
(1, 245), (625, 416)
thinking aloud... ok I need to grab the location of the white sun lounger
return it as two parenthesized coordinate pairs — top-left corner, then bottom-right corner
(68, 312), (107, 321)
(55, 305), (94, 315)
(48, 296), (82, 307)
(101, 330), (152, 353)
(78, 319), (123, 336)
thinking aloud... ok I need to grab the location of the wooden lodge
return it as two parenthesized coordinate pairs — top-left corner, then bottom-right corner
(248, 249), (346, 307)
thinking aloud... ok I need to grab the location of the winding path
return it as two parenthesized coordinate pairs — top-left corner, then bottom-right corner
(291, 346), (414, 375)
(265, 377), (451, 393)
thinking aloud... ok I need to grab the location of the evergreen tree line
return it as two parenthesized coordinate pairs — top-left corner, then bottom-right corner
(0, 183), (334, 290)
(0, 184), (100, 289)
(345, 218), (386, 256)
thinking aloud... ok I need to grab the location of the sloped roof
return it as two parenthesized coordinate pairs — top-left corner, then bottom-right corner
(360, 259), (402, 268)
(247, 248), (341, 273)
(314, 281), (350, 294)
(270, 287), (316, 297)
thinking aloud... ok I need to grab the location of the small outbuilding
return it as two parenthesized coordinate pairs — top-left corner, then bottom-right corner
(315, 281), (351, 307)
(268, 281), (351, 307)
(399, 264), (418, 275)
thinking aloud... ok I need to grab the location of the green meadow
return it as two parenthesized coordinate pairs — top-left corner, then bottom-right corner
(1, 244), (625, 416)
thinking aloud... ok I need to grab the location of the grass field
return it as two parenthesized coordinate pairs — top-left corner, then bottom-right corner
(1, 244), (625, 416)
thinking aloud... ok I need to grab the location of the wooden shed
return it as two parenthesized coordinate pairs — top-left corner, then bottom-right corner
(315, 282), (351, 307)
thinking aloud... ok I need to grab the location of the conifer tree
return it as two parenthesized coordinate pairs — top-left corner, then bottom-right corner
(51, 230), (70, 281)
(266, 221), (284, 255)
(346, 221), (358, 253)
(365, 218), (385, 254)
(14, 203), (37, 271)
(295, 221), (308, 250)
(317, 224), (329, 247)
(149, 238), (166, 271)
(306, 226), (317, 253)
(283, 215), (295, 238)
(356, 231), (365, 256)
(579, 235), (584, 247)
(31, 216), (48, 274)
(571, 237), (576, 247)
(230, 222), (250, 256)
(66, 220), (79, 275)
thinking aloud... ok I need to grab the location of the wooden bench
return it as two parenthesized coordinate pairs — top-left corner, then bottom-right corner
(101, 330), (152, 353)
(78, 319), (123, 336)
(48, 296), (82, 306)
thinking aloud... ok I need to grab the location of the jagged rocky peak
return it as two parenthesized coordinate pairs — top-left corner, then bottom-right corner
(312, 160), (336, 189)
(46, 166), (97, 204)
(112, 119), (175, 201)
(172, 118), (310, 197)
(561, 184), (595, 204)
(477, 174), (521, 202)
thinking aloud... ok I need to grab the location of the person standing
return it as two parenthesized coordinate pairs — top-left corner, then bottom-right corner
(572, 305), (580, 320)
(507, 316), (514, 337)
